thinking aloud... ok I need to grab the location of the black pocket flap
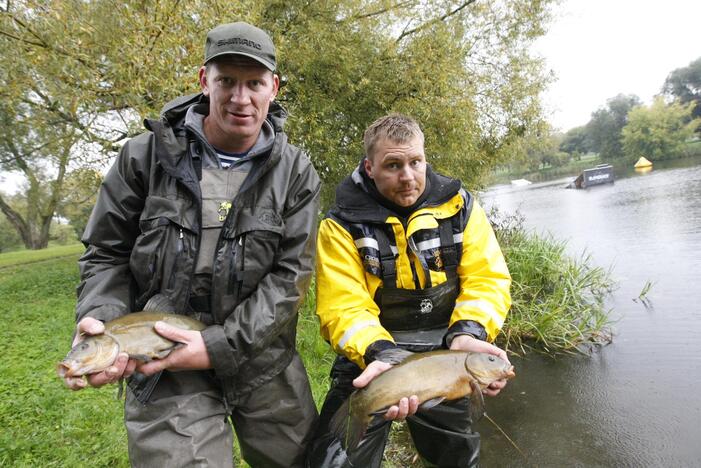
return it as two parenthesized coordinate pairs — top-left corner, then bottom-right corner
(139, 196), (197, 232)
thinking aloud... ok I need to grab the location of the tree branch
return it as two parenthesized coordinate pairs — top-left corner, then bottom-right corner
(146, 0), (181, 55)
(3, 12), (96, 68)
(340, 0), (414, 22)
(0, 191), (30, 246)
(0, 27), (43, 47)
(395, 0), (477, 42)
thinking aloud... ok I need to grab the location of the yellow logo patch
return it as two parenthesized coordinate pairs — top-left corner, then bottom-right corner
(218, 201), (232, 222)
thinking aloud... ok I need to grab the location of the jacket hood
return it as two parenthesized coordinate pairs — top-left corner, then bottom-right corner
(331, 159), (463, 224)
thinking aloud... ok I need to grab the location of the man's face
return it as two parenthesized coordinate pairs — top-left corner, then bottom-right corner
(364, 135), (427, 207)
(199, 58), (279, 153)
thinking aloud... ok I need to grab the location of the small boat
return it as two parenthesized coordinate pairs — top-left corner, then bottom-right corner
(634, 157), (652, 169)
(568, 164), (614, 189)
(511, 179), (532, 186)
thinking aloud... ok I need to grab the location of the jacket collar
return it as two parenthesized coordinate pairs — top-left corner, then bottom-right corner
(143, 93), (287, 179)
(331, 159), (462, 224)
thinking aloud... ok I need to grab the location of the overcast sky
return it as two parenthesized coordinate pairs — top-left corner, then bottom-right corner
(533, 0), (701, 132)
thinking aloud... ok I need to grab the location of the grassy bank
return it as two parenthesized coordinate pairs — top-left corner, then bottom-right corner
(0, 222), (613, 466)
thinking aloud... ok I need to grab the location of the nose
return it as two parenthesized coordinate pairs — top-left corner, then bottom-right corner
(399, 165), (413, 181)
(230, 84), (251, 104)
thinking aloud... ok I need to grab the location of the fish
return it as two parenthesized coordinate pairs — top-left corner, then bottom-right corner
(329, 350), (516, 452)
(56, 311), (206, 379)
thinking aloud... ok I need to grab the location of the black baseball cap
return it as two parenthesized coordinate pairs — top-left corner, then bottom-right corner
(204, 22), (276, 71)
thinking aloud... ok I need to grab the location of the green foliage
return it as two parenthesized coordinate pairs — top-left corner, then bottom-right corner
(585, 93), (641, 160)
(0, 210), (22, 252)
(57, 168), (103, 239)
(49, 220), (79, 245)
(499, 124), (569, 174)
(559, 125), (592, 157)
(664, 56), (701, 121)
(621, 97), (701, 161)
(1, 0), (555, 209)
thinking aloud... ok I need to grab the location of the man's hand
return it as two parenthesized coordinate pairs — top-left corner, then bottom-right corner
(136, 321), (212, 376)
(450, 334), (510, 397)
(352, 360), (419, 421)
(63, 317), (137, 391)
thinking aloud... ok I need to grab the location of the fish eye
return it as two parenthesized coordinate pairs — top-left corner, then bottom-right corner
(80, 343), (89, 350)
(488, 355), (495, 361)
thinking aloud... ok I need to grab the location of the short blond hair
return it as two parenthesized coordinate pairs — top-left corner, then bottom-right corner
(363, 114), (424, 160)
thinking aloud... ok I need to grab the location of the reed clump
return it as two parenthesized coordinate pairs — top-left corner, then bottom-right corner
(490, 208), (615, 355)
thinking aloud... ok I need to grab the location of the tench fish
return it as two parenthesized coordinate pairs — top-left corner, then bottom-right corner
(57, 311), (206, 379)
(329, 350), (516, 452)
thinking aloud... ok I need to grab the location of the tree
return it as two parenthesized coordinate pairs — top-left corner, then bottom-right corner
(0, 97), (81, 249)
(1, 0), (556, 226)
(559, 125), (591, 158)
(0, 205), (22, 252)
(621, 97), (700, 162)
(57, 168), (103, 239)
(498, 121), (567, 174)
(663, 57), (701, 122)
(586, 94), (641, 160)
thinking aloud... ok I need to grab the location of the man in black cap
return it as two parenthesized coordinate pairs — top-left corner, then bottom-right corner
(63, 22), (320, 467)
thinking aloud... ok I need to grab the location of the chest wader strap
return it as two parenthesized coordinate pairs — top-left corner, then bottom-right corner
(374, 226), (398, 290)
(439, 218), (459, 281)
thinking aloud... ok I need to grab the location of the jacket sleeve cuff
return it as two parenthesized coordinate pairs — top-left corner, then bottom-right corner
(201, 325), (239, 379)
(363, 340), (398, 366)
(444, 320), (488, 347)
(82, 304), (126, 324)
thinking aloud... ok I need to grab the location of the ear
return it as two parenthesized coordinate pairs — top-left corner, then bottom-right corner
(198, 66), (209, 96)
(270, 74), (280, 102)
(363, 157), (374, 179)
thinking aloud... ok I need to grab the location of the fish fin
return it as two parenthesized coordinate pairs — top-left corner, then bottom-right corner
(130, 354), (153, 362)
(329, 393), (369, 452)
(419, 396), (446, 411)
(469, 379), (485, 423)
(142, 293), (176, 312)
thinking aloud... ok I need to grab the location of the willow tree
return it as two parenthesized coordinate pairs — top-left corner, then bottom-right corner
(622, 98), (701, 162)
(1, 0), (555, 235)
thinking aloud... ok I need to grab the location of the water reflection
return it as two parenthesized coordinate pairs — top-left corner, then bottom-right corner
(478, 158), (701, 467)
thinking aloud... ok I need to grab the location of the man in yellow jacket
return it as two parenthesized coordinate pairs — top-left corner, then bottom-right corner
(306, 114), (511, 467)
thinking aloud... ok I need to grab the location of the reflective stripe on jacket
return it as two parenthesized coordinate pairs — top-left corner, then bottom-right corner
(316, 173), (511, 368)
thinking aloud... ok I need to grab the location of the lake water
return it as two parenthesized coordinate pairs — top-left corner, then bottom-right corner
(476, 158), (701, 467)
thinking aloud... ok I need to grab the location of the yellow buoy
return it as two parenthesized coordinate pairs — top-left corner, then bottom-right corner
(634, 156), (652, 168)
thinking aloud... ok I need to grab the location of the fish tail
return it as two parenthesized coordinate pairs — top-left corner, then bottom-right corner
(329, 394), (369, 452)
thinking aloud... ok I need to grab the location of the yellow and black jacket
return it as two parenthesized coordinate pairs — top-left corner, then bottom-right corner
(316, 164), (511, 368)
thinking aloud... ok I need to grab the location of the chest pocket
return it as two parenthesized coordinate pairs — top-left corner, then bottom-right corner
(221, 210), (285, 301)
(131, 196), (197, 306)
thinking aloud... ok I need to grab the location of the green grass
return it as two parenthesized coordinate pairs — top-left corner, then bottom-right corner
(0, 253), (128, 467)
(0, 221), (615, 465)
(0, 243), (83, 268)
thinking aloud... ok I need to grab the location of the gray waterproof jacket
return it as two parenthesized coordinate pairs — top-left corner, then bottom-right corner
(76, 93), (321, 401)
